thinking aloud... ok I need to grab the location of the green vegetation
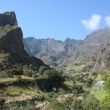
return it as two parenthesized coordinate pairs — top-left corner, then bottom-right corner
(0, 62), (110, 110)
(66, 64), (86, 73)
(101, 74), (110, 110)
(0, 77), (16, 83)
(45, 100), (65, 110)
(2, 11), (110, 110)
(45, 94), (101, 110)
(5, 100), (36, 110)
(82, 94), (100, 110)
(2, 86), (39, 96)
(0, 53), (110, 110)
(91, 89), (107, 101)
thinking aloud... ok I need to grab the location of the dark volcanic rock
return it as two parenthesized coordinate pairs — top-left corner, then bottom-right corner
(0, 11), (45, 69)
(0, 27), (30, 63)
(0, 27), (44, 67)
(0, 12), (17, 26)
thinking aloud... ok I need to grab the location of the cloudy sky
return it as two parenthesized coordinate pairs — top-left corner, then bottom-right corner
(0, 0), (110, 40)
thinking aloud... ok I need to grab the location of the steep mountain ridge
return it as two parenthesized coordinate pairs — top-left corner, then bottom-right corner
(24, 28), (110, 71)
(0, 11), (45, 70)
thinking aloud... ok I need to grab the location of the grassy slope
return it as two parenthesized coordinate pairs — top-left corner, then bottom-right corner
(0, 76), (40, 97)
(91, 89), (107, 101)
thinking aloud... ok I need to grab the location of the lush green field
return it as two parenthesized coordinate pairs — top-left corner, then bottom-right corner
(91, 89), (107, 101)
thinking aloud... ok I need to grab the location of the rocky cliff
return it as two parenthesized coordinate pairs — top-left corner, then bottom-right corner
(0, 11), (45, 69)
(0, 11), (17, 26)
(24, 28), (110, 71)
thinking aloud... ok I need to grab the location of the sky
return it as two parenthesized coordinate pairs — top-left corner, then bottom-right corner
(0, 0), (110, 40)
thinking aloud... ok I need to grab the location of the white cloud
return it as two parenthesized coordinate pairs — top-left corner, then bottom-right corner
(105, 16), (110, 27)
(81, 14), (101, 31)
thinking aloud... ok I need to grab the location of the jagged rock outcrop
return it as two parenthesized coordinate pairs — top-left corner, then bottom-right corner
(0, 12), (17, 26)
(0, 11), (45, 69)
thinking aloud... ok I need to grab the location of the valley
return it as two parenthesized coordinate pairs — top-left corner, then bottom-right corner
(24, 28), (110, 73)
(0, 11), (110, 110)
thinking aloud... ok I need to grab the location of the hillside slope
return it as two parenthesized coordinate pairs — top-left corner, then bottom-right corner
(24, 28), (110, 71)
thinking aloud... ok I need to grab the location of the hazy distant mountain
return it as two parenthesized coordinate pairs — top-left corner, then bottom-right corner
(23, 37), (82, 67)
(23, 28), (110, 71)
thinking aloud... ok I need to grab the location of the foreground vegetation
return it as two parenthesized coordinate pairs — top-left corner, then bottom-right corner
(0, 62), (110, 110)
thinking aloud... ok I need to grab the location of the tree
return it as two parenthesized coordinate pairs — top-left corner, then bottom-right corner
(44, 69), (64, 91)
(11, 64), (23, 75)
(37, 68), (65, 91)
(23, 65), (36, 77)
(39, 66), (49, 75)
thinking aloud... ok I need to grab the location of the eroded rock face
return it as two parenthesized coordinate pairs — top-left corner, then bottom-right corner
(24, 28), (110, 71)
(0, 27), (28, 62)
(0, 11), (45, 68)
(0, 12), (18, 26)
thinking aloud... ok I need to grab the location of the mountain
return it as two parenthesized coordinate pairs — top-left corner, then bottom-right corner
(23, 37), (83, 66)
(24, 28), (110, 72)
(0, 11), (18, 26)
(0, 11), (109, 110)
(0, 11), (45, 71)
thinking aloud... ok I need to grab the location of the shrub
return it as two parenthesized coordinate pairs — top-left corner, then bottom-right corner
(39, 66), (49, 75)
(82, 94), (100, 110)
(23, 65), (37, 77)
(37, 68), (65, 91)
(72, 84), (84, 95)
(11, 64), (23, 75)
(45, 100), (65, 110)
(83, 65), (92, 72)
(64, 97), (83, 110)
(6, 100), (36, 110)
(42, 92), (57, 101)
(0, 98), (5, 109)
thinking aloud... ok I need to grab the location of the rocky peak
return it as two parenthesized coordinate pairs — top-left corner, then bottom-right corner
(84, 27), (110, 45)
(0, 11), (45, 68)
(0, 11), (18, 26)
